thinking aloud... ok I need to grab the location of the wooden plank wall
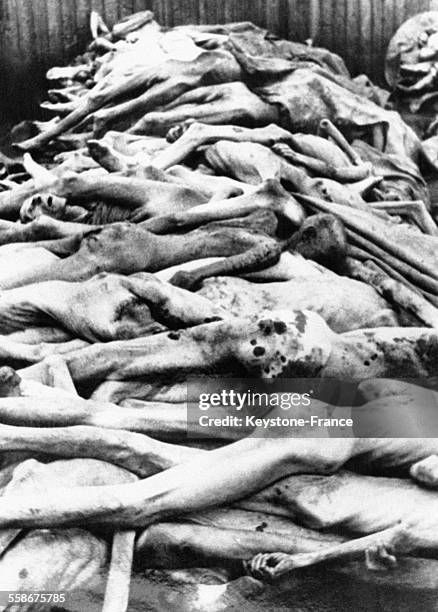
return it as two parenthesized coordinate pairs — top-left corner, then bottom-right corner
(3, 0), (438, 116)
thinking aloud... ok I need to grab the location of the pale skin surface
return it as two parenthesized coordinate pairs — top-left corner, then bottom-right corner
(198, 275), (398, 332)
(1, 20), (436, 597)
(16, 49), (244, 151)
(0, 272), (226, 342)
(128, 81), (281, 136)
(136, 178), (304, 228)
(2, 375), (438, 576)
(0, 356), (138, 609)
(151, 122), (377, 212)
(0, 435), (438, 530)
(1, 310), (436, 538)
(0, 152), (208, 223)
(17, 309), (438, 386)
(92, 51), (245, 136)
(0, 215), (282, 290)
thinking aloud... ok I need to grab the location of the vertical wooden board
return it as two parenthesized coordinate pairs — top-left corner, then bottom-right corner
(314, 0), (332, 47)
(417, 0), (432, 11)
(383, 0), (397, 58)
(308, 0), (321, 41)
(328, 0), (343, 57)
(158, 0), (173, 26)
(12, 0), (26, 59)
(403, 0), (426, 22)
(60, 0), (80, 62)
(198, 0), (228, 24)
(169, 0), (182, 26)
(32, 0), (50, 66)
(45, 0), (64, 64)
(171, 0), (200, 26)
(90, 0), (104, 14)
(270, 0), (288, 39)
(118, 0), (135, 22)
(211, 0), (226, 25)
(223, 0), (238, 24)
(406, 0), (416, 21)
(154, 0), (168, 26)
(0, 1), (20, 63)
(327, 0), (340, 56)
(253, 0), (267, 28)
(370, 0), (383, 82)
(308, 0), (319, 42)
(344, 0), (361, 74)
(74, 0), (92, 47)
(171, 0), (183, 26)
(0, 0), (22, 113)
(198, 0), (212, 24)
(12, 0), (41, 112)
(0, 0), (14, 70)
(151, 0), (166, 24)
(206, 0), (224, 24)
(400, 0), (415, 21)
(340, 0), (350, 63)
(133, 0), (150, 13)
(245, 0), (260, 25)
(249, 0), (265, 29)
(101, 0), (120, 27)
(358, 0), (372, 76)
(28, 0), (52, 108)
(418, 0), (434, 15)
(286, 0), (311, 43)
(262, 0), (285, 35)
(197, 0), (207, 23)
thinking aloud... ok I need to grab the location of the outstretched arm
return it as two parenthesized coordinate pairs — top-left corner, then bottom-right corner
(247, 525), (412, 581)
(129, 82), (280, 137)
(170, 241), (283, 291)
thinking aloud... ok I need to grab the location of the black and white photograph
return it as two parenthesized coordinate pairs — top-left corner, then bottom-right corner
(1, 0), (438, 610)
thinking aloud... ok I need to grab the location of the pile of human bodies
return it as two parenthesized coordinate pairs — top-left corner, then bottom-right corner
(2, 9), (438, 611)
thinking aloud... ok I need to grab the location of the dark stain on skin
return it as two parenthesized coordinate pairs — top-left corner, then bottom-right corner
(255, 521), (268, 532)
(253, 346), (266, 357)
(168, 332), (180, 340)
(374, 338), (419, 377)
(273, 321), (287, 335)
(282, 350), (325, 377)
(204, 316), (222, 323)
(294, 312), (307, 334)
(416, 335), (438, 370)
(250, 339), (257, 346)
(19, 568), (28, 579)
(258, 319), (273, 336)
(114, 297), (142, 321)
